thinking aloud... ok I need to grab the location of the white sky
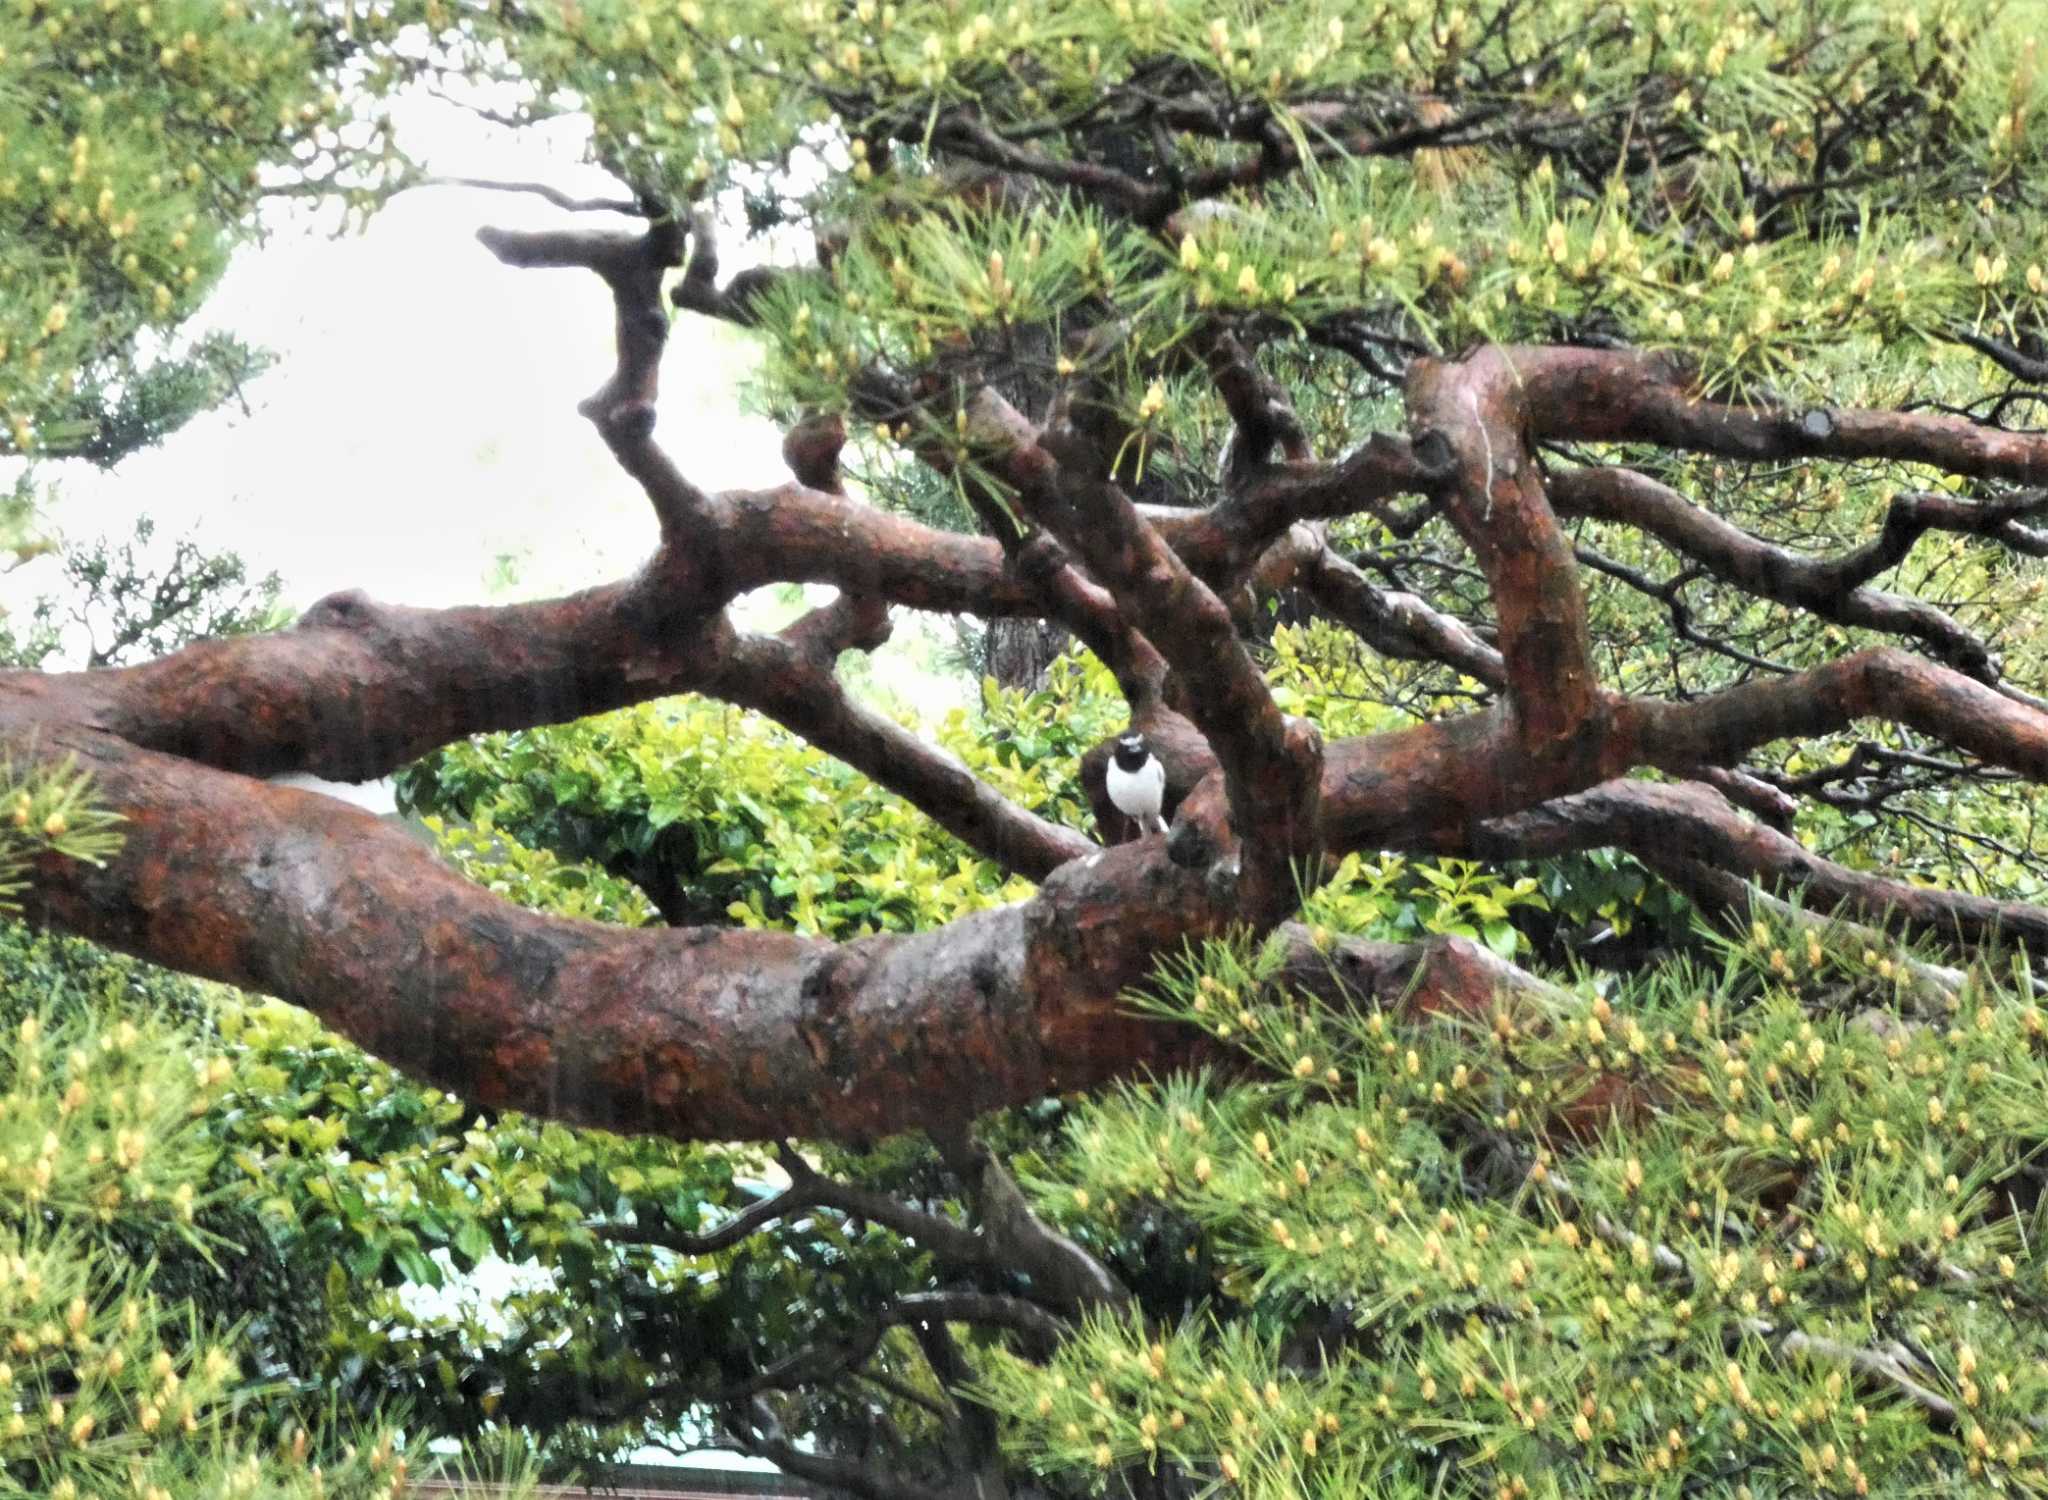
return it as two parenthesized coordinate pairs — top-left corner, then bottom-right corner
(9, 95), (929, 1471)
(11, 89), (966, 816)
(24, 97), (785, 610)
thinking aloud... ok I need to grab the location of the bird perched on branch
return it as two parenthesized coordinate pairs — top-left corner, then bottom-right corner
(1105, 731), (1167, 837)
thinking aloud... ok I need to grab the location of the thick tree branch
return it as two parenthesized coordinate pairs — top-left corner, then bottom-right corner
(25, 582), (727, 783)
(715, 422), (1096, 880)
(12, 722), (1236, 1143)
(1626, 646), (2048, 784)
(17, 326), (2048, 1189)
(1007, 393), (1324, 921)
(1406, 348), (1600, 754)
(1515, 345), (2048, 484)
(770, 588), (893, 668)
(1463, 779), (2048, 951)
(14, 694), (1636, 1146)
(478, 216), (705, 543)
(17, 566), (1083, 885)
(1550, 465), (2005, 679)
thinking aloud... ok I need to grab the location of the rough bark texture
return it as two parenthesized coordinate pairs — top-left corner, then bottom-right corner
(11, 191), (2048, 1152)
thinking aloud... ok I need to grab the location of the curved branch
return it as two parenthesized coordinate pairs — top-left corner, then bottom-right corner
(1550, 465), (2005, 678)
(1312, 635), (2048, 880)
(1406, 348), (1600, 754)
(774, 1146), (995, 1269)
(935, 1132), (1128, 1312)
(597, 1182), (815, 1257)
(477, 218), (702, 541)
(1300, 549), (1505, 688)
(930, 110), (1162, 219)
(1650, 859), (1967, 1005)
(1012, 394), (1324, 920)
(715, 1290), (1069, 1408)
(1200, 326), (1312, 485)
(1944, 326), (2048, 386)
(1517, 345), (2048, 484)
(1818, 486), (2048, 571)
(708, 481), (1056, 618)
(668, 206), (788, 327)
(848, 372), (1171, 707)
(599, 1153), (990, 1267)
(23, 582), (727, 783)
(18, 568), (1081, 883)
(11, 722), (1231, 1144)
(1463, 779), (2048, 951)
(1171, 431), (1451, 584)
(728, 1398), (972, 1500)
(425, 176), (645, 216)
(712, 543), (1094, 880)
(15, 698), (1630, 1148)
(1627, 646), (2048, 784)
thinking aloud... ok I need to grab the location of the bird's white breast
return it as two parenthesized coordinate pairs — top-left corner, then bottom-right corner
(1106, 755), (1165, 817)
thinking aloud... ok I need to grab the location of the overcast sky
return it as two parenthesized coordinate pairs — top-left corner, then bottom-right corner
(4, 89), (965, 826)
(72, 97), (832, 1470)
(23, 96), (786, 612)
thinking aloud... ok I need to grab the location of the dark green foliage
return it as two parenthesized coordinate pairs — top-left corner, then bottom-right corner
(995, 920), (2048, 1497)
(396, 671), (1118, 937)
(0, 990), (528, 1497)
(37, 333), (275, 471)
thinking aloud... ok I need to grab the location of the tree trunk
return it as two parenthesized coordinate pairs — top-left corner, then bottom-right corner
(984, 619), (1068, 690)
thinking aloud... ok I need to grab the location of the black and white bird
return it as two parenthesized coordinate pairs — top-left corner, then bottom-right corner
(1106, 731), (1168, 836)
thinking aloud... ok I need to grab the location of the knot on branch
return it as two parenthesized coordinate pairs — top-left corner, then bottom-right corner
(783, 413), (848, 493)
(588, 397), (659, 445)
(297, 589), (382, 632)
(782, 592), (893, 666)
(1167, 814), (1222, 869)
(1410, 426), (1457, 477)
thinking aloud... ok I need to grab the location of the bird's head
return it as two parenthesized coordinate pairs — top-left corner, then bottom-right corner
(1112, 732), (1150, 770)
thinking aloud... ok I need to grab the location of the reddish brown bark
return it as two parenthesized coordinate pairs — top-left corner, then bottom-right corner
(925, 386), (1325, 921)
(12, 720), (1225, 1142)
(1548, 465), (1999, 679)
(1462, 779), (2048, 951)
(1511, 345), (2048, 484)
(1624, 647), (2048, 782)
(12, 291), (2048, 1146)
(1406, 349), (1601, 754)
(1170, 431), (1450, 583)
